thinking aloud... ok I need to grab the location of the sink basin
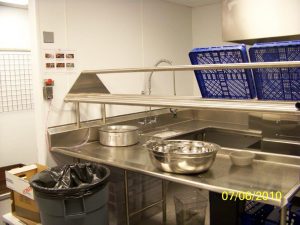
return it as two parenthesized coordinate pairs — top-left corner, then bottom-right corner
(168, 127), (261, 149)
(168, 127), (300, 157)
(248, 139), (300, 156)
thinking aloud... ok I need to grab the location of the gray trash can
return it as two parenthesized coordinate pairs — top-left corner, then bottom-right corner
(30, 163), (110, 225)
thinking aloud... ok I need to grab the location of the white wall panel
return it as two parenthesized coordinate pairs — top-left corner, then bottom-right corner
(143, 0), (193, 97)
(0, 6), (37, 167)
(192, 3), (229, 96)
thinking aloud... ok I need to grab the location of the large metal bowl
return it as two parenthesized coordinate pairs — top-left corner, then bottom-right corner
(144, 140), (220, 174)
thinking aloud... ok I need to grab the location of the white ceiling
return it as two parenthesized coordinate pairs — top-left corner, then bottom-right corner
(165, 0), (221, 7)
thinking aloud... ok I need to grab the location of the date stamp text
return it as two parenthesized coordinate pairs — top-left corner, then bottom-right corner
(221, 191), (282, 201)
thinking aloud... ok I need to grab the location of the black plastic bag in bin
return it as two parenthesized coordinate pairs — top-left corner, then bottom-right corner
(30, 163), (110, 198)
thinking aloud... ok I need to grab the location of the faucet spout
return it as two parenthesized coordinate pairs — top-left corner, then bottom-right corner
(148, 59), (176, 96)
(143, 58), (178, 125)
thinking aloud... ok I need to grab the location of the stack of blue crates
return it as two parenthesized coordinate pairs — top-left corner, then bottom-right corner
(189, 41), (300, 101)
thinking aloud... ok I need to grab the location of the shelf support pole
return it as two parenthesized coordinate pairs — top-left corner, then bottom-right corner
(75, 102), (80, 128)
(101, 104), (106, 124)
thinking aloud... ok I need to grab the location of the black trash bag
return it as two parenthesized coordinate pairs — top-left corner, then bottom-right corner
(30, 163), (110, 198)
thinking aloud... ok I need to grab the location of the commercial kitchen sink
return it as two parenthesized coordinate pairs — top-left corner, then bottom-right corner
(168, 127), (300, 157)
(247, 139), (300, 156)
(168, 127), (261, 149)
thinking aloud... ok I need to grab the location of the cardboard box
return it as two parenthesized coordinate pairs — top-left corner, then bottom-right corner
(5, 164), (47, 223)
(0, 164), (24, 195)
(13, 213), (42, 225)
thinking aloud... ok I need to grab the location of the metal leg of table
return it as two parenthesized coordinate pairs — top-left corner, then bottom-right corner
(162, 180), (168, 225)
(124, 170), (130, 225)
(280, 205), (287, 225)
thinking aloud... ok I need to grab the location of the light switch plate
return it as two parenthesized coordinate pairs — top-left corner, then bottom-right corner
(43, 31), (54, 43)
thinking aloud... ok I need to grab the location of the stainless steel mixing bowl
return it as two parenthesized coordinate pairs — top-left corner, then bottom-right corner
(144, 140), (220, 174)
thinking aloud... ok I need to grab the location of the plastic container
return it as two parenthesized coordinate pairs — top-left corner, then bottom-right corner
(189, 44), (256, 99)
(249, 40), (300, 100)
(174, 189), (208, 225)
(30, 163), (110, 225)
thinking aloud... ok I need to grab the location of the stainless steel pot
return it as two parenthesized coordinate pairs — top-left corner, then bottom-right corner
(98, 125), (139, 147)
(144, 140), (219, 174)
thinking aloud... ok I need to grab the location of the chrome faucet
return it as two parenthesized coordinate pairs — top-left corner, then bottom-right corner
(148, 59), (176, 96)
(139, 59), (177, 125)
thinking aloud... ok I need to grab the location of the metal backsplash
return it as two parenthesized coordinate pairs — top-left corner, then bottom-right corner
(249, 113), (300, 141)
(48, 109), (194, 148)
(48, 108), (300, 150)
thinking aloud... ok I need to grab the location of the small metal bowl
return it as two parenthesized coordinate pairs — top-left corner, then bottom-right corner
(230, 151), (255, 166)
(144, 140), (220, 174)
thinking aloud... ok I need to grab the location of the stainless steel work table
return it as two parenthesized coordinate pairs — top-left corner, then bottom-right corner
(51, 120), (300, 225)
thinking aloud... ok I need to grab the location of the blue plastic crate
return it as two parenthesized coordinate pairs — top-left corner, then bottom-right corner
(249, 40), (300, 100)
(287, 203), (300, 225)
(242, 202), (274, 225)
(189, 44), (256, 99)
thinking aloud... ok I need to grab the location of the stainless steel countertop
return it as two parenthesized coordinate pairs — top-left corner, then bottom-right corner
(52, 120), (300, 207)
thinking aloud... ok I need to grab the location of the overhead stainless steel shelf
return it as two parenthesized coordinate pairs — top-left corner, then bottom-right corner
(65, 93), (299, 113)
(65, 61), (300, 128)
(81, 61), (300, 74)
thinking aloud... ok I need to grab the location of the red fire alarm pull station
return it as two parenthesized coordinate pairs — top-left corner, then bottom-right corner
(43, 79), (54, 100)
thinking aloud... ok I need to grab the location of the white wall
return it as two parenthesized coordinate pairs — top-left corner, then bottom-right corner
(0, 5), (37, 219)
(142, 0), (193, 97)
(192, 2), (228, 95)
(30, 0), (193, 164)
(0, 6), (37, 167)
(36, 0), (193, 126)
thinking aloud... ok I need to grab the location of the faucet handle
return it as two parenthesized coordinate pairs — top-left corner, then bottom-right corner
(150, 116), (157, 124)
(170, 108), (177, 118)
(138, 118), (147, 125)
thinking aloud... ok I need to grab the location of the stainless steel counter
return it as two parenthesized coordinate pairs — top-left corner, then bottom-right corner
(51, 120), (300, 208)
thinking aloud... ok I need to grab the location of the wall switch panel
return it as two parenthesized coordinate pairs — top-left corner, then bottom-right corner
(43, 86), (53, 100)
(43, 31), (54, 43)
(43, 79), (54, 100)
